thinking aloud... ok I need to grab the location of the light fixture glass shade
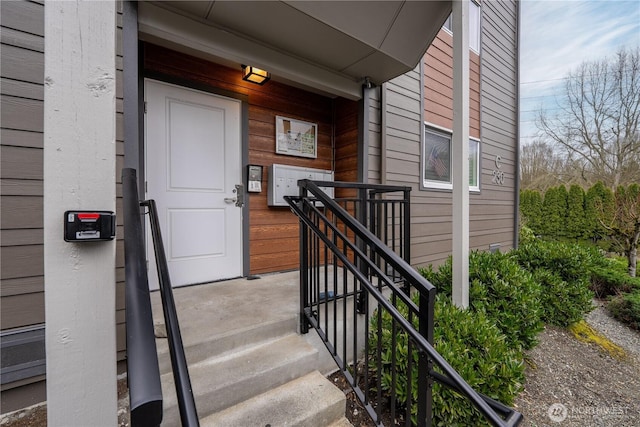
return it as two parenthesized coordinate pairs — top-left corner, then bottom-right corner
(242, 65), (271, 85)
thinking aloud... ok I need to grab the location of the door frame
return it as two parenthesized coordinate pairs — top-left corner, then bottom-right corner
(124, 43), (251, 278)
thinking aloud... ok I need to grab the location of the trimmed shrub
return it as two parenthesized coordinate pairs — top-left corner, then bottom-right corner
(607, 290), (640, 331)
(566, 185), (586, 240)
(512, 240), (595, 326)
(519, 225), (536, 244)
(420, 251), (543, 350)
(542, 186), (568, 237)
(590, 265), (640, 297)
(369, 295), (525, 427)
(584, 182), (614, 241)
(529, 269), (591, 326)
(519, 190), (543, 234)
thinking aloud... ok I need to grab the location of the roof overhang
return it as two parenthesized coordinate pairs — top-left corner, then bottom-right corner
(138, 1), (451, 100)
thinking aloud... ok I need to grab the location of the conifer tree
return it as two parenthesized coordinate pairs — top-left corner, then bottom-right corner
(566, 185), (586, 240)
(585, 182), (614, 241)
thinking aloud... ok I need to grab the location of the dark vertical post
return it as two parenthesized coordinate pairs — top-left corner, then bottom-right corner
(356, 187), (368, 314)
(417, 286), (436, 427)
(404, 188), (411, 264)
(299, 183), (310, 334)
(123, 168), (163, 427)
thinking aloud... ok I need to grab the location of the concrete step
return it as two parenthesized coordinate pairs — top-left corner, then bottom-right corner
(151, 273), (301, 374)
(201, 371), (347, 427)
(161, 333), (319, 425)
(155, 316), (297, 375)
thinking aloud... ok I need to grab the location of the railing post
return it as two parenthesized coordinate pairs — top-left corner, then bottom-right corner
(299, 184), (310, 334)
(403, 188), (411, 265)
(356, 187), (368, 314)
(417, 286), (436, 427)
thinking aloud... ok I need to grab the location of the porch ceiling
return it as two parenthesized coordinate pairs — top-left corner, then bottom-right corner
(138, 1), (451, 100)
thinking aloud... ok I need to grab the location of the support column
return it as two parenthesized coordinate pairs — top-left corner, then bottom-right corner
(452, 0), (470, 308)
(44, 1), (117, 424)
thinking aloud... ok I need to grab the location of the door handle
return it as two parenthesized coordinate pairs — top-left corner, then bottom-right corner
(224, 185), (244, 207)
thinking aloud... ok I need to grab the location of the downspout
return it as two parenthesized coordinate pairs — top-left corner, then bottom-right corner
(514, 0), (522, 248)
(123, 1), (143, 195)
(358, 78), (371, 183)
(381, 82), (388, 185)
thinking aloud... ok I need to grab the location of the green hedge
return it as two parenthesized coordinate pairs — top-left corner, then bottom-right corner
(511, 240), (595, 326)
(607, 290), (640, 330)
(420, 251), (543, 350)
(369, 295), (525, 426)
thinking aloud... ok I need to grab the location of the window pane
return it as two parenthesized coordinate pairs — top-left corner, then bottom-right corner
(470, 1), (480, 52)
(424, 130), (451, 183)
(469, 140), (479, 187)
(443, 15), (452, 32)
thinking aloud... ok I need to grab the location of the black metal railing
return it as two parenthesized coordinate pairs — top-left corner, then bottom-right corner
(123, 168), (163, 427)
(285, 179), (523, 427)
(123, 168), (200, 427)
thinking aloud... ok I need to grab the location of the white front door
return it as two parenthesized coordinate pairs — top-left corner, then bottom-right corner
(144, 79), (243, 289)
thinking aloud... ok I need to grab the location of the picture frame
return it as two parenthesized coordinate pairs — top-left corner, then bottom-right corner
(275, 115), (317, 159)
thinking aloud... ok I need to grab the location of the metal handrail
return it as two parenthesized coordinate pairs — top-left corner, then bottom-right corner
(286, 179), (523, 427)
(123, 167), (199, 426)
(122, 168), (163, 426)
(143, 199), (200, 427)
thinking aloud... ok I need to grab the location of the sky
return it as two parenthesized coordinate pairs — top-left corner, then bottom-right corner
(520, 0), (640, 145)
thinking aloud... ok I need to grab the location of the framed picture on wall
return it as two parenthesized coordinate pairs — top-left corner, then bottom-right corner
(275, 116), (317, 158)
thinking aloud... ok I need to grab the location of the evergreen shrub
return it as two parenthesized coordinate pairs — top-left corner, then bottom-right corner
(607, 290), (640, 331)
(590, 264), (640, 297)
(420, 251), (543, 350)
(369, 295), (525, 427)
(512, 240), (595, 326)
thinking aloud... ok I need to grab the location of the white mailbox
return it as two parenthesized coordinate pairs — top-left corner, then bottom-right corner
(268, 164), (334, 206)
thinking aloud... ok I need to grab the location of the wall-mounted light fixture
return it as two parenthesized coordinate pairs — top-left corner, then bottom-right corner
(241, 65), (271, 85)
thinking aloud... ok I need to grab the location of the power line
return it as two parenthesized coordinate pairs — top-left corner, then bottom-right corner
(521, 66), (638, 85)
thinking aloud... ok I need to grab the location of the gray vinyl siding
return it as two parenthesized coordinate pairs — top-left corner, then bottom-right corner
(1, 0), (45, 332)
(477, 0), (518, 251)
(379, 1), (519, 268)
(1, 0), (125, 411)
(116, 0), (126, 364)
(0, 0), (46, 411)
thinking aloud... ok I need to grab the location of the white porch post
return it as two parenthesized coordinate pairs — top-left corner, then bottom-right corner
(44, 1), (117, 424)
(452, 0), (470, 308)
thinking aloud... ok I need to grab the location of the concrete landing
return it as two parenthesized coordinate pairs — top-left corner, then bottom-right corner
(150, 271), (350, 426)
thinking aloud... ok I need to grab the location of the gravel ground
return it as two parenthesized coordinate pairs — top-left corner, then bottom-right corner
(514, 301), (640, 427)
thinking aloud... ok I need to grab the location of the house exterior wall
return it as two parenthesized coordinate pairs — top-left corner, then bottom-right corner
(377, 0), (518, 268)
(1, 0), (45, 335)
(0, 0), (126, 413)
(1, 0), (46, 413)
(143, 43), (359, 275)
(0, 0), (518, 415)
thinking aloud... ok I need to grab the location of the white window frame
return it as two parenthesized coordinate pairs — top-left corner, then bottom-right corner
(441, 0), (481, 53)
(422, 124), (480, 192)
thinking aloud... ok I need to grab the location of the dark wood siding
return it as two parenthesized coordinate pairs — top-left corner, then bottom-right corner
(143, 44), (340, 275)
(381, 1), (518, 268)
(1, 0), (45, 331)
